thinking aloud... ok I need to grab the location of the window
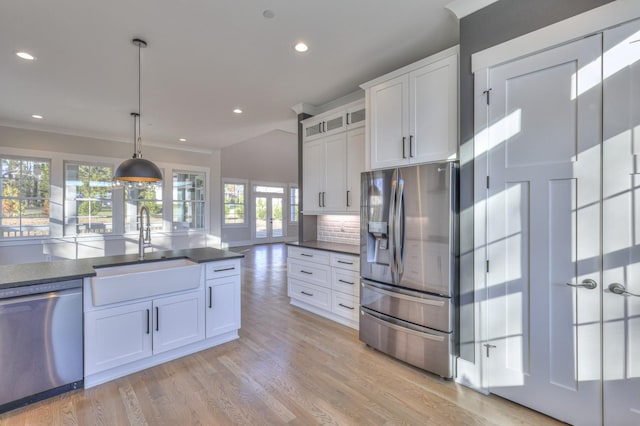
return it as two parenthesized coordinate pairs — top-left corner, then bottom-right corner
(125, 183), (163, 232)
(64, 163), (113, 235)
(223, 181), (245, 225)
(0, 157), (50, 238)
(173, 171), (205, 230)
(290, 186), (299, 223)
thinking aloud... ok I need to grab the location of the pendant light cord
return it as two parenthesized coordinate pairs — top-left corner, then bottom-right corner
(136, 40), (142, 158)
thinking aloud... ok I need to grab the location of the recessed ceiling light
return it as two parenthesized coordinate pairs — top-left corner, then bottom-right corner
(16, 51), (35, 61)
(233, 108), (243, 114)
(178, 138), (187, 142)
(294, 42), (309, 53)
(31, 114), (43, 119)
(262, 9), (275, 19)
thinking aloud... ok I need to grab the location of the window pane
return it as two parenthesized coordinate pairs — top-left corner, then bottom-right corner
(224, 183), (245, 225)
(290, 187), (299, 222)
(173, 171), (205, 229)
(125, 184), (163, 232)
(1, 157), (50, 238)
(64, 163), (113, 235)
(255, 185), (284, 194)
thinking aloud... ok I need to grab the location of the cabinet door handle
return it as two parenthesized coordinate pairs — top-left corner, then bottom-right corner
(300, 253), (313, 257)
(319, 192), (322, 207)
(146, 309), (150, 334)
(337, 260), (353, 265)
(346, 190), (350, 207)
(346, 113), (350, 125)
(338, 279), (355, 285)
(338, 303), (355, 310)
(300, 270), (313, 275)
(213, 267), (235, 272)
(402, 137), (407, 159)
(209, 286), (213, 308)
(301, 291), (313, 296)
(155, 307), (159, 332)
(322, 192), (326, 207)
(409, 135), (414, 158)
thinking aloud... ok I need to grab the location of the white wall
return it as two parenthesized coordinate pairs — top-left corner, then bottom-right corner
(220, 129), (298, 246)
(0, 125), (222, 264)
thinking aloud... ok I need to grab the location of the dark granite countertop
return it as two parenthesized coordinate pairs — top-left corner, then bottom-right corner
(287, 241), (360, 256)
(0, 247), (243, 290)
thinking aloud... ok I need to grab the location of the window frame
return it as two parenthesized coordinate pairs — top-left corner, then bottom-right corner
(63, 160), (115, 237)
(0, 155), (51, 239)
(172, 169), (207, 231)
(222, 179), (248, 228)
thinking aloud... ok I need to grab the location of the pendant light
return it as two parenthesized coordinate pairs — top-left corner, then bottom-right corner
(114, 38), (162, 183)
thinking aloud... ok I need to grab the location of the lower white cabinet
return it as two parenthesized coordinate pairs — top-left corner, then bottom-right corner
(287, 246), (360, 329)
(205, 259), (241, 338)
(84, 258), (241, 388)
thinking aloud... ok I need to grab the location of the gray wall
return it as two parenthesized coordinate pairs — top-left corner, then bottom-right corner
(220, 129), (298, 246)
(457, 0), (614, 362)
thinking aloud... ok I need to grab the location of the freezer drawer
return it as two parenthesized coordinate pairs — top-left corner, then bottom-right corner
(361, 279), (453, 332)
(360, 307), (453, 378)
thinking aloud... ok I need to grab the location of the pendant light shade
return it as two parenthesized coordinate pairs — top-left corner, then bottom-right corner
(114, 38), (162, 183)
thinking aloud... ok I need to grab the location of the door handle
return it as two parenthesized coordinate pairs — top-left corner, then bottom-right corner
(402, 137), (407, 159)
(409, 135), (414, 157)
(609, 283), (640, 297)
(565, 279), (597, 290)
(209, 286), (213, 308)
(155, 306), (159, 331)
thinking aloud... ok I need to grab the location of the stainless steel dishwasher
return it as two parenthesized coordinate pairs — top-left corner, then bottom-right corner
(0, 279), (83, 413)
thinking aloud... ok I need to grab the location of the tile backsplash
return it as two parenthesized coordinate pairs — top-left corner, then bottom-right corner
(317, 215), (360, 246)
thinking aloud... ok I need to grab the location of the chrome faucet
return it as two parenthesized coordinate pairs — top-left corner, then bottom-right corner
(138, 205), (152, 260)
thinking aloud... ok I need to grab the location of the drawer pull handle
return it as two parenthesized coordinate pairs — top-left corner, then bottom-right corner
(214, 267), (235, 272)
(338, 303), (354, 310)
(300, 253), (313, 257)
(300, 270), (313, 275)
(301, 291), (313, 296)
(337, 260), (353, 265)
(338, 279), (355, 285)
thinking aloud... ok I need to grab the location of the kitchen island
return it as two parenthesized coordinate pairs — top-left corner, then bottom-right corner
(0, 247), (243, 411)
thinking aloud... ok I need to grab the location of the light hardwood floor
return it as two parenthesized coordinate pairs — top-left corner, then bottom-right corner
(0, 243), (562, 425)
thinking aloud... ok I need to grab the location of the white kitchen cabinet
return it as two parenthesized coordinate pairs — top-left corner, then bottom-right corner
(205, 259), (241, 338)
(362, 46), (458, 169)
(302, 132), (347, 214)
(85, 290), (204, 375)
(287, 246), (359, 329)
(84, 300), (152, 376)
(152, 291), (205, 354)
(346, 127), (365, 213)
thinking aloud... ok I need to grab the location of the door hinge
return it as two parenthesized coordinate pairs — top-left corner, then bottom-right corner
(484, 343), (497, 357)
(483, 88), (492, 105)
(486, 260), (490, 273)
(486, 176), (490, 189)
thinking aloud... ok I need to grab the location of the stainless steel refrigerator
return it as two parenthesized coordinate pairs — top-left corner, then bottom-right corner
(359, 161), (458, 378)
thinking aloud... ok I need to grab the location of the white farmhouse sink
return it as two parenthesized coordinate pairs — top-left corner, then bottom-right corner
(91, 258), (201, 306)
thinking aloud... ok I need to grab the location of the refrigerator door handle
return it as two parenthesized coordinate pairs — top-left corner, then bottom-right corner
(395, 175), (404, 279)
(388, 169), (398, 284)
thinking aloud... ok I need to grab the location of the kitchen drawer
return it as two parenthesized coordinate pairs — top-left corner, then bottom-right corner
(205, 259), (241, 279)
(359, 307), (453, 378)
(361, 279), (453, 332)
(330, 253), (359, 272)
(332, 269), (359, 296)
(287, 258), (331, 288)
(288, 279), (331, 311)
(288, 246), (330, 265)
(332, 292), (359, 322)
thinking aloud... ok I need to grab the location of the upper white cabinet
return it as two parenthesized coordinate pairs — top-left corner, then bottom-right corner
(361, 46), (458, 169)
(301, 100), (365, 215)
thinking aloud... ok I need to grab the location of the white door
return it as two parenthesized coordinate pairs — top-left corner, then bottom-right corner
(205, 275), (241, 338)
(485, 35), (602, 424)
(153, 291), (205, 354)
(323, 132), (347, 211)
(602, 20), (640, 425)
(254, 185), (286, 243)
(346, 127), (365, 213)
(302, 138), (324, 212)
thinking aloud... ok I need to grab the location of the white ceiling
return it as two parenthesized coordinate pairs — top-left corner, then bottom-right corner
(0, 0), (459, 151)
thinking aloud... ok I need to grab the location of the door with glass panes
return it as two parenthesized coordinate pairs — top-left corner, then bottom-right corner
(253, 185), (284, 243)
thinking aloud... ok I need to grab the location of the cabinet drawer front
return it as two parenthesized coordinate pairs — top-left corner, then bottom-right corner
(332, 269), (360, 296)
(288, 247), (330, 265)
(288, 279), (331, 310)
(287, 259), (331, 288)
(330, 253), (360, 272)
(332, 292), (359, 322)
(205, 259), (241, 279)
